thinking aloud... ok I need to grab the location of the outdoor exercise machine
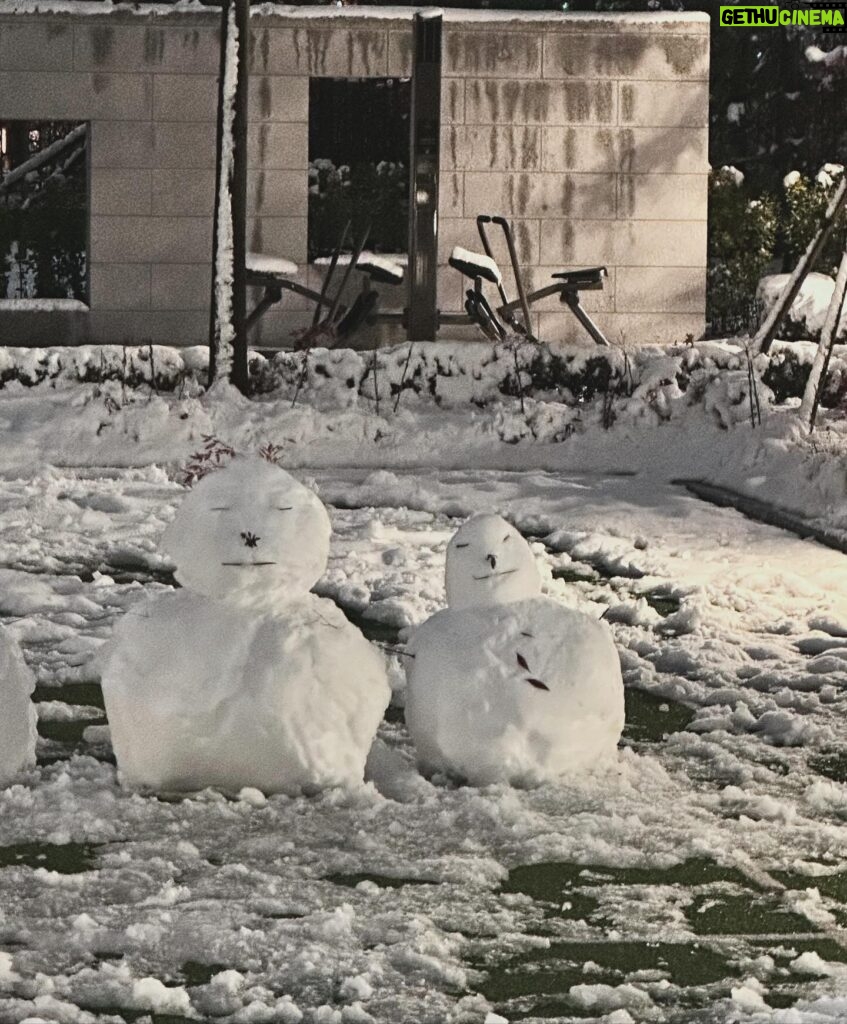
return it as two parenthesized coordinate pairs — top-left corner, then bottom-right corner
(243, 220), (406, 347)
(448, 215), (611, 346)
(211, 1), (608, 360)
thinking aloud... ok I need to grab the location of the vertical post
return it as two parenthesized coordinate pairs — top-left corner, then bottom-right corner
(208, 0), (249, 394)
(230, 0), (249, 393)
(801, 245), (847, 431)
(406, 9), (442, 342)
(754, 176), (847, 355)
(208, 0), (230, 387)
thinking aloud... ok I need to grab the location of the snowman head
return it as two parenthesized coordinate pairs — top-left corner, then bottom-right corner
(445, 514), (541, 610)
(162, 457), (331, 610)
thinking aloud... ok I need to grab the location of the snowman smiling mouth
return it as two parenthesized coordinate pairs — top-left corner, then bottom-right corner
(221, 561), (278, 567)
(473, 568), (518, 581)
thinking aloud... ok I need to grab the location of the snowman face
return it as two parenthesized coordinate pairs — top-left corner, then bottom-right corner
(445, 514), (541, 609)
(162, 458), (331, 609)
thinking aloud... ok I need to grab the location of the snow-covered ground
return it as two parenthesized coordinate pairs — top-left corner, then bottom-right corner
(1, 342), (847, 1023)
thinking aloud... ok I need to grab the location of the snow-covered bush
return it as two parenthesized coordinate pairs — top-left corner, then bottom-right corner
(757, 271), (847, 342)
(782, 164), (846, 276)
(707, 167), (778, 337)
(308, 158), (407, 261)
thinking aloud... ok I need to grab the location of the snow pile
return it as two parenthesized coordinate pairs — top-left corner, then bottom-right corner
(246, 252), (299, 277)
(0, 628), (37, 784)
(0, 298), (88, 312)
(406, 514), (624, 784)
(100, 457), (389, 794)
(449, 246), (503, 285)
(758, 272), (847, 341)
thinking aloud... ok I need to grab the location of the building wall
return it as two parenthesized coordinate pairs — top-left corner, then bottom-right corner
(0, 7), (709, 348)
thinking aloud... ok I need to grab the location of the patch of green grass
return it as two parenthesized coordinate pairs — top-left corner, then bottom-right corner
(809, 749), (847, 784)
(642, 590), (681, 618)
(771, 868), (847, 904)
(383, 703), (405, 725)
(503, 858), (752, 906)
(0, 842), (98, 874)
(77, 1009), (192, 1024)
(623, 688), (695, 743)
(332, 603), (402, 645)
(326, 872), (435, 890)
(687, 889), (813, 936)
(478, 938), (736, 1005)
(37, 716), (105, 745)
(181, 960), (232, 987)
(551, 566), (599, 585)
(33, 681), (106, 710)
(751, 935), (847, 964)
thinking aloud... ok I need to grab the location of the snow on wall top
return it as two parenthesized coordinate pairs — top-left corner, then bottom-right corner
(2, 1), (711, 29)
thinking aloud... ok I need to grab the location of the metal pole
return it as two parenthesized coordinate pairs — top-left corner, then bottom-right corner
(207, 0), (230, 386)
(230, 0), (250, 393)
(406, 9), (442, 342)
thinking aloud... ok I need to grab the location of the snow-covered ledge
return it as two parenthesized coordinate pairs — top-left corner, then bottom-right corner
(0, 299), (89, 312)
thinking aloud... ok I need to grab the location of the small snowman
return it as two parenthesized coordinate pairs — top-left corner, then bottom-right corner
(405, 514), (624, 786)
(0, 629), (37, 786)
(100, 456), (390, 795)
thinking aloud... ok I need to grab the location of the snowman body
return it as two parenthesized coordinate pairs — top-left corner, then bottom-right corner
(406, 515), (624, 785)
(100, 458), (389, 795)
(0, 629), (37, 785)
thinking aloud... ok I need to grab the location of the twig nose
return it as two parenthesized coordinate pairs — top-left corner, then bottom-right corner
(486, 553), (497, 569)
(241, 531), (260, 549)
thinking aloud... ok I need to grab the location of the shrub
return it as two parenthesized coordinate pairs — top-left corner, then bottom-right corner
(307, 158), (408, 261)
(781, 164), (846, 275)
(706, 167), (778, 338)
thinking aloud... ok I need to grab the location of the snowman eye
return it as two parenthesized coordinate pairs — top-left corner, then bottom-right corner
(277, 506), (293, 512)
(454, 542), (469, 549)
(503, 534), (511, 541)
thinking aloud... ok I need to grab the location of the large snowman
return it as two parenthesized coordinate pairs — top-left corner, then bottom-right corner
(405, 514), (624, 786)
(100, 457), (390, 795)
(0, 629), (37, 786)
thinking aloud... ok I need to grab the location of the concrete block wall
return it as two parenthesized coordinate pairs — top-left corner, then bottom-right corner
(0, 7), (709, 348)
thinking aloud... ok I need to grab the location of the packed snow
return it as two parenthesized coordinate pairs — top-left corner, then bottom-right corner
(0, 628), (37, 785)
(246, 254), (299, 278)
(0, 340), (845, 1023)
(100, 457), (389, 795)
(758, 273), (847, 341)
(406, 515), (624, 785)
(450, 247), (503, 285)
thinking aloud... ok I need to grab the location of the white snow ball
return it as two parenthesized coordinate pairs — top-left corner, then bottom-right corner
(132, 977), (192, 1014)
(730, 980), (768, 1010)
(721, 165), (744, 186)
(445, 514), (541, 610)
(569, 983), (652, 1011)
(783, 170), (802, 188)
(0, 628), (37, 786)
(101, 588), (390, 794)
(790, 951), (836, 976)
(339, 975), (373, 1002)
(161, 456), (331, 610)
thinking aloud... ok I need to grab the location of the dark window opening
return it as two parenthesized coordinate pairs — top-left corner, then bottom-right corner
(308, 77), (410, 262)
(0, 120), (88, 303)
